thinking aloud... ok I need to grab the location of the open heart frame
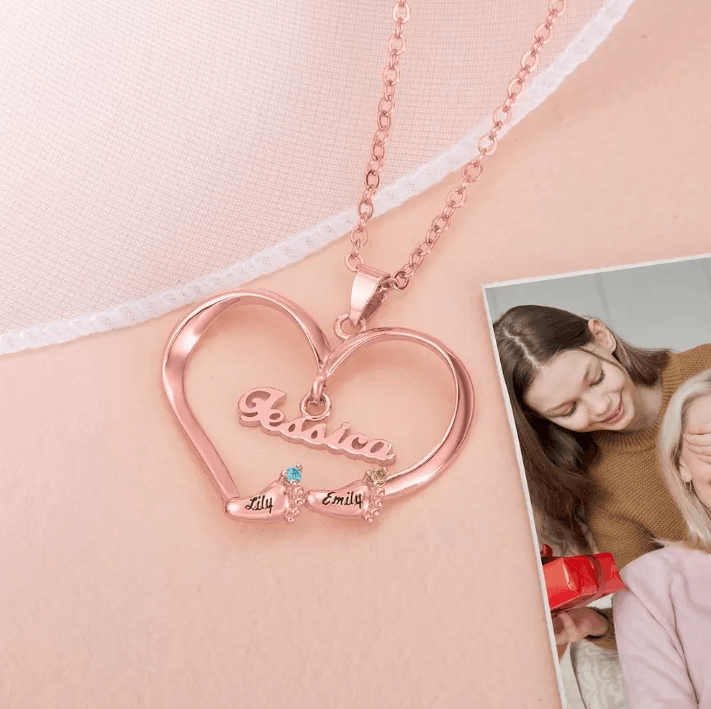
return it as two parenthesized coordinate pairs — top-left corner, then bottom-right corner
(161, 288), (475, 525)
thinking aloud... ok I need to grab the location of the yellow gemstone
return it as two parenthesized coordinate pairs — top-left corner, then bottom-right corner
(367, 467), (388, 485)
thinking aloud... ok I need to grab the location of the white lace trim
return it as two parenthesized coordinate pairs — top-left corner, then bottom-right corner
(0, 0), (635, 356)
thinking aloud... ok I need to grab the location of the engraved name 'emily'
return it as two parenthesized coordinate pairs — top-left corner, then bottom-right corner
(322, 490), (363, 508)
(237, 387), (396, 465)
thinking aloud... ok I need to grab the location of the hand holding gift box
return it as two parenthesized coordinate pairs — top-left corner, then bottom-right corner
(540, 544), (626, 614)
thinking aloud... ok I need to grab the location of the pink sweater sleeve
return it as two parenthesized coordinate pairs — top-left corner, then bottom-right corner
(613, 547), (711, 709)
(614, 588), (697, 708)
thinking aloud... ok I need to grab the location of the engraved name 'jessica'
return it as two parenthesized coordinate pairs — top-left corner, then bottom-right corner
(237, 387), (396, 465)
(322, 490), (363, 508)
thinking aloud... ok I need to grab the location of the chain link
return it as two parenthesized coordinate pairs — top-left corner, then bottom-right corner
(346, 0), (567, 292)
(345, 0), (410, 273)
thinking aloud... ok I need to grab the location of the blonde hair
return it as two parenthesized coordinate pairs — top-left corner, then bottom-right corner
(657, 368), (711, 552)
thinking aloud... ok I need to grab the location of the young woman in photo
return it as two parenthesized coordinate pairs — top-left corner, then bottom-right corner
(614, 369), (711, 708)
(493, 304), (711, 650)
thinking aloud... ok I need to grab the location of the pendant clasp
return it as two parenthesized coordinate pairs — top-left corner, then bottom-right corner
(334, 265), (389, 341)
(348, 264), (389, 328)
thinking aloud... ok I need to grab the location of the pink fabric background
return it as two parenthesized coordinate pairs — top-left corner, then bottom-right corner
(0, 0), (608, 344)
(2, 0), (710, 706)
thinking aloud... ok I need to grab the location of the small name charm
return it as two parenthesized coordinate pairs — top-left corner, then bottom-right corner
(306, 469), (387, 522)
(224, 467), (306, 524)
(237, 387), (396, 465)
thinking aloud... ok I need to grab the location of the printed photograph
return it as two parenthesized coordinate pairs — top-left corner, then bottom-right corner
(483, 254), (711, 709)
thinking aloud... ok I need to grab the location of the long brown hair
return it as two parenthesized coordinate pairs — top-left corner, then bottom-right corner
(494, 305), (671, 553)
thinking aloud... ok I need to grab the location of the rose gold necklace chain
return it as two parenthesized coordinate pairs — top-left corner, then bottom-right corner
(346, 0), (567, 293)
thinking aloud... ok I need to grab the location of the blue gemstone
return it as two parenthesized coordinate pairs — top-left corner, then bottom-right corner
(286, 466), (302, 483)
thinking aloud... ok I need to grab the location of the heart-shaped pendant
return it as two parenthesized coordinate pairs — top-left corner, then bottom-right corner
(162, 288), (474, 525)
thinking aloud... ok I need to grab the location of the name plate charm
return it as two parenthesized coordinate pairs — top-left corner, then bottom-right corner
(237, 387), (396, 465)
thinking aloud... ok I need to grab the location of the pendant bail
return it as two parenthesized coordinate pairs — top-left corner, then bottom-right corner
(348, 264), (390, 327)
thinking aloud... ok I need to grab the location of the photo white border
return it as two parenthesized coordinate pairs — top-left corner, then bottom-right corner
(484, 250), (711, 289)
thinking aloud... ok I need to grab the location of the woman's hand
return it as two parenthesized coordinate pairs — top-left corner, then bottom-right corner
(683, 422), (711, 463)
(552, 607), (608, 646)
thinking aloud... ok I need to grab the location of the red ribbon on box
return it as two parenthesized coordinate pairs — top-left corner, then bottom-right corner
(540, 544), (626, 614)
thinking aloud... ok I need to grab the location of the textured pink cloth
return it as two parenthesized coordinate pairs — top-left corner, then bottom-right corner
(614, 546), (711, 708)
(0, 1), (623, 354)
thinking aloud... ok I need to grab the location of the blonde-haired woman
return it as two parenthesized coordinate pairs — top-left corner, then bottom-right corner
(614, 368), (711, 708)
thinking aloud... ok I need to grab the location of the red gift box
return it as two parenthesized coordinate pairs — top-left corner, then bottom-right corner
(540, 544), (626, 614)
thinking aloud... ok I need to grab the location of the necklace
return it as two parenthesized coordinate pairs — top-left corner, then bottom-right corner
(162, 0), (566, 525)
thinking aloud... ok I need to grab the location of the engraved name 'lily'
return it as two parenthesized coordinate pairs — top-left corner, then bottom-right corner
(244, 494), (274, 514)
(237, 387), (396, 465)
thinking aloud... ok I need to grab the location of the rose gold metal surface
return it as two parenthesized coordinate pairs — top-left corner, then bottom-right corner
(306, 482), (371, 519)
(333, 313), (367, 342)
(309, 373), (328, 407)
(162, 288), (474, 522)
(224, 479), (289, 522)
(320, 324), (474, 499)
(306, 474), (386, 523)
(225, 470), (306, 524)
(347, 264), (390, 328)
(162, 290), (330, 504)
(298, 391), (332, 422)
(237, 386), (396, 465)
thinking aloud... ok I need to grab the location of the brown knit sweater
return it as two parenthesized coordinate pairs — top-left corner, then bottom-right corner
(583, 342), (711, 649)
